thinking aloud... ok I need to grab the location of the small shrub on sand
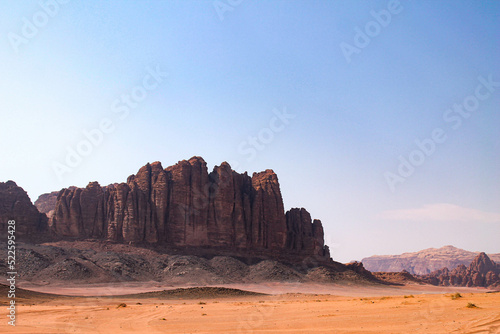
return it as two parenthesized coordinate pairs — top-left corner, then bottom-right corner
(117, 303), (127, 308)
(451, 293), (462, 300)
(466, 302), (478, 308)
(198, 302), (206, 305)
(404, 295), (414, 299)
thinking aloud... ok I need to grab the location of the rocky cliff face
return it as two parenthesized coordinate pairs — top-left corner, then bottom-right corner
(0, 181), (48, 240)
(420, 253), (500, 289)
(362, 245), (500, 275)
(285, 208), (329, 257)
(46, 157), (330, 262)
(34, 190), (65, 219)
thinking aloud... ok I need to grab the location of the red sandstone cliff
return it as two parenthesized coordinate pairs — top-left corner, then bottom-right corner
(45, 157), (330, 262)
(0, 181), (48, 240)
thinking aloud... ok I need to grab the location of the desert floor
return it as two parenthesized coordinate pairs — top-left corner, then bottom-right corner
(1, 283), (499, 333)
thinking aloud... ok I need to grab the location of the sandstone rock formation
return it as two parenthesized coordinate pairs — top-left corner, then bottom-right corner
(43, 157), (330, 263)
(372, 270), (423, 285)
(362, 245), (500, 275)
(345, 261), (377, 281)
(34, 190), (66, 219)
(420, 252), (500, 289)
(0, 181), (48, 240)
(285, 208), (329, 258)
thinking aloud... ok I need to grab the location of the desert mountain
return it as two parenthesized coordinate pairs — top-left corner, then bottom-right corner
(420, 252), (500, 288)
(3, 157), (498, 289)
(362, 245), (500, 275)
(2, 157), (330, 264)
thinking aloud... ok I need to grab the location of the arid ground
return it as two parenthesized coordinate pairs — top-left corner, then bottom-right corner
(1, 283), (499, 333)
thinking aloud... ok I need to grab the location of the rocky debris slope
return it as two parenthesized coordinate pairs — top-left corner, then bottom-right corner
(0, 241), (372, 285)
(362, 245), (500, 275)
(0, 181), (48, 241)
(38, 157), (330, 263)
(420, 252), (500, 289)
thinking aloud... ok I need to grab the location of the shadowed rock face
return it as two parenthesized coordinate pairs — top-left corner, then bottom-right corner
(46, 157), (330, 262)
(285, 208), (330, 258)
(0, 181), (48, 239)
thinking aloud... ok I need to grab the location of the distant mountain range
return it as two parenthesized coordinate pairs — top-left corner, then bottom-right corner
(362, 245), (500, 275)
(420, 252), (500, 289)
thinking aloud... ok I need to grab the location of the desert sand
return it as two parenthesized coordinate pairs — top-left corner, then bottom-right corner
(1, 283), (500, 333)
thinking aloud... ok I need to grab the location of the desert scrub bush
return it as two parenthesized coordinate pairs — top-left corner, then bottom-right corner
(466, 302), (478, 308)
(117, 303), (127, 308)
(404, 295), (414, 298)
(451, 293), (462, 300)
(198, 301), (206, 305)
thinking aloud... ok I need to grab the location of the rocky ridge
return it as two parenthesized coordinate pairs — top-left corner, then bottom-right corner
(420, 252), (500, 289)
(4, 157), (330, 264)
(362, 245), (500, 275)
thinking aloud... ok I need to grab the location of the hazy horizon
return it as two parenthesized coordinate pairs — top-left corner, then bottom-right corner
(1, 1), (499, 263)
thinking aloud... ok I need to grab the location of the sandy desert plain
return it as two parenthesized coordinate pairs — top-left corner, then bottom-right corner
(1, 281), (500, 334)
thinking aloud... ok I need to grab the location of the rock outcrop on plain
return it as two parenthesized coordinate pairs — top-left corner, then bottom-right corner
(30, 157), (330, 262)
(420, 252), (500, 289)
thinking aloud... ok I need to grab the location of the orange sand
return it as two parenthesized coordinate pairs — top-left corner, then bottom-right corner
(1, 284), (499, 333)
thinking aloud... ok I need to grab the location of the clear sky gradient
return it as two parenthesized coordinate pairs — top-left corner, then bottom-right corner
(1, 0), (499, 262)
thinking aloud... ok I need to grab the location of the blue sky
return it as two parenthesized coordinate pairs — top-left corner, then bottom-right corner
(1, 0), (499, 262)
